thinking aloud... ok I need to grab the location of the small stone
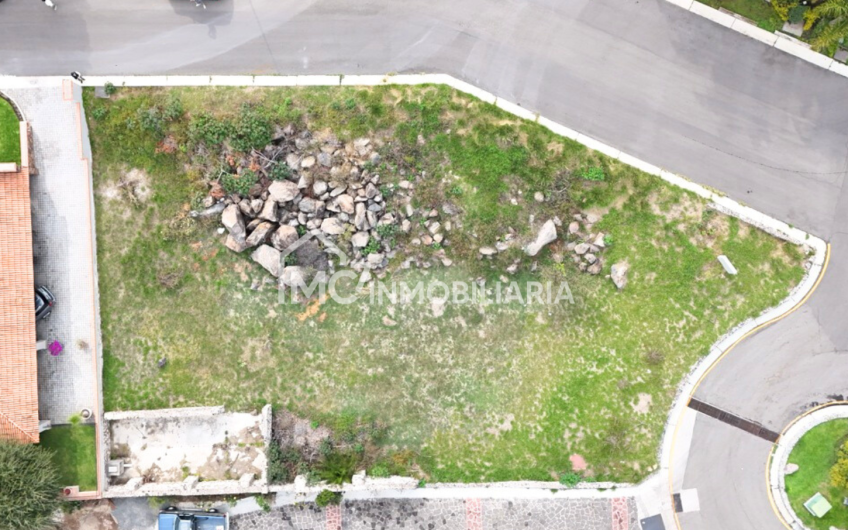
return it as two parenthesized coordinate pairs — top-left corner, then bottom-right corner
(337, 194), (355, 215)
(298, 197), (319, 213)
(421, 235), (433, 246)
(584, 253), (597, 264)
(221, 204), (246, 239)
(268, 180), (299, 203)
(313, 180), (328, 196)
(506, 263), (518, 274)
(428, 222), (441, 235)
(574, 243), (590, 255)
(401, 219), (411, 233)
(534, 192), (544, 202)
(568, 221), (580, 234)
(479, 247), (497, 256)
(784, 463), (799, 475)
(524, 219), (558, 256)
(280, 266), (307, 287)
(320, 217), (345, 235)
(611, 261), (629, 289)
(366, 253), (384, 267)
(258, 198), (278, 222)
(382, 316), (397, 327)
(351, 231), (370, 248)
(359, 270), (372, 284)
(587, 262), (602, 275)
(300, 155), (316, 169)
(317, 152), (332, 167)
(224, 234), (248, 253)
(441, 258), (453, 267)
(586, 213), (600, 224)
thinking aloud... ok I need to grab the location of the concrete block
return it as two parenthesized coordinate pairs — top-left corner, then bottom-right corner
(718, 254), (738, 275)
(689, 2), (735, 27)
(774, 37), (834, 69)
(443, 78), (497, 104)
(209, 75), (255, 86)
(536, 117), (579, 140)
(296, 75), (342, 86)
(165, 76), (211, 87)
(617, 152), (663, 176)
(254, 76), (298, 87)
(495, 98), (536, 121)
(183, 475), (199, 490)
(664, 0), (694, 8)
(730, 20), (778, 46)
(576, 134), (620, 159)
(340, 75), (391, 86)
(829, 61), (848, 78)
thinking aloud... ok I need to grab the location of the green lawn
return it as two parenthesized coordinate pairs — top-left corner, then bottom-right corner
(0, 97), (21, 164)
(785, 419), (848, 530)
(85, 85), (805, 483)
(39, 425), (98, 491)
(701, 0), (784, 31)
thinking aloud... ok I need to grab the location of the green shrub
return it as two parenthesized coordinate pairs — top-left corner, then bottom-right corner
(576, 166), (605, 181)
(317, 451), (358, 485)
(315, 489), (342, 508)
(137, 107), (164, 134)
(772, 0), (800, 21)
(0, 441), (62, 530)
(231, 107), (272, 153)
(90, 106), (107, 121)
(788, 4), (808, 23)
(103, 82), (117, 96)
(255, 494), (271, 512)
(220, 170), (258, 196)
(559, 471), (582, 488)
(188, 113), (233, 147)
(829, 440), (848, 488)
(368, 464), (390, 478)
(269, 162), (292, 181)
(162, 94), (184, 121)
(361, 238), (380, 256)
(267, 443), (304, 484)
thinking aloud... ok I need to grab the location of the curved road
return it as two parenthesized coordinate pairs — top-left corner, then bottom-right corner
(3, 0), (848, 528)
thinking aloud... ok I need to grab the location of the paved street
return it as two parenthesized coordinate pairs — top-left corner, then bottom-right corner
(3, 0), (848, 528)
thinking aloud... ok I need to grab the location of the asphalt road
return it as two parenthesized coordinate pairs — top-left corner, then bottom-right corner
(3, 1), (848, 528)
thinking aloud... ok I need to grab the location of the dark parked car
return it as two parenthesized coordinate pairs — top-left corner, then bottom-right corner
(158, 508), (228, 530)
(35, 286), (55, 321)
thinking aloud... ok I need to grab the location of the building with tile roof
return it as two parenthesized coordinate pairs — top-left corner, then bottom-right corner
(0, 94), (39, 443)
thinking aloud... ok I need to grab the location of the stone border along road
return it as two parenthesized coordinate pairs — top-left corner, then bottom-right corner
(768, 403), (848, 530)
(3, 75), (826, 526)
(664, 0), (848, 77)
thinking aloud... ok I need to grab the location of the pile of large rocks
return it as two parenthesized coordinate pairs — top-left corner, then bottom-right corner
(565, 212), (606, 276)
(204, 128), (408, 282)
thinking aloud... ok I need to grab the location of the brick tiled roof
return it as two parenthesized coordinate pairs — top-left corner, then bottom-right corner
(0, 161), (38, 443)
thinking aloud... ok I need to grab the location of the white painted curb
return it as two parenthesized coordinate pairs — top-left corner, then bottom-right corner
(1, 75), (827, 510)
(769, 405), (848, 530)
(663, 0), (845, 77)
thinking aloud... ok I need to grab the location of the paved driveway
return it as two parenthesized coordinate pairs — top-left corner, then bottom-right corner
(1, 81), (103, 431)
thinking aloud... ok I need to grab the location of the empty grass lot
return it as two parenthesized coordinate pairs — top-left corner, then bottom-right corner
(85, 85), (806, 483)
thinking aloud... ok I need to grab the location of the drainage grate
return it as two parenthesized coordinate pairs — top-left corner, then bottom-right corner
(687, 398), (779, 442)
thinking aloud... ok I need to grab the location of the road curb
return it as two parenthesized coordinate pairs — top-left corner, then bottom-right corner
(662, 0), (848, 78)
(768, 403), (848, 530)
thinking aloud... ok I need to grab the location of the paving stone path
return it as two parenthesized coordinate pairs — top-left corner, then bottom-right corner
(231, 498), (638, 530)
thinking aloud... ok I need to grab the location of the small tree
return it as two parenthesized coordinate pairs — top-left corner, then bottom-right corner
(315, 489), (342, 508)
(0, 441), (62, 530)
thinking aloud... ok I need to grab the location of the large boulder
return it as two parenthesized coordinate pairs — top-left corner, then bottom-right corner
(271, 225), (299, 251)
(245, 222), (274, 247)
(251, 245), (282, 277)
(268, 180), (299, 203)
(280, 266), (307, 287)
(611, 261), (629, 290)
(224, 234), (248, 253)
(221, 204), (246, 240)
(257, 198), (278, 222)
(524, 219), (557, 256)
